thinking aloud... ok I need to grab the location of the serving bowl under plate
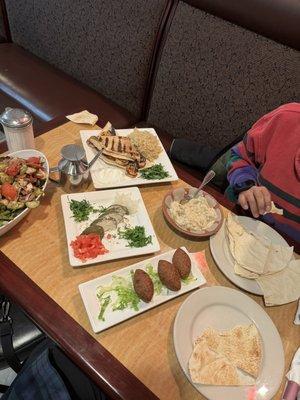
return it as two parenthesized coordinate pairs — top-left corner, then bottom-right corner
(162, 187), (223, 238)
(0, 149), (49, 237)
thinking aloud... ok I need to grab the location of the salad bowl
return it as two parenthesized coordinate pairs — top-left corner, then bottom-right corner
(0, 149), (49, 236)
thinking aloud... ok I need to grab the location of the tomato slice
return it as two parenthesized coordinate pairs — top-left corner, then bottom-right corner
(6, 163), (21, 177)
(70, 234), (108, 261)
(26, 157), (40, 165)
(1, 182), (17, 201)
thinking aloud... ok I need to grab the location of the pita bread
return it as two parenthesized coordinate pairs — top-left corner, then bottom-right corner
(268, 201), (283, 215)
(66, 110), (98, 126)
(257, 259), (300, 306)
(226, 214), (269, 274)
(262, 242), (294, 275)
(233, 262), (259, 279)
(226, 214), (293, 276)
(189, 338), (254, 386)
(198, 324), (262, 378)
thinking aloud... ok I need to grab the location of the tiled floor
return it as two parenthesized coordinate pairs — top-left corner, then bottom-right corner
(0, 367), (16, 397)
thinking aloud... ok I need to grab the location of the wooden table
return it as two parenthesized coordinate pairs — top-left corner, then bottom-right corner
(0, 122), (299, 400)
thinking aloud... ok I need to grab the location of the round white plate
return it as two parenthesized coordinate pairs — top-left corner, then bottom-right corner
(173, 286), (284, 400)
(209, 216), (291, 295)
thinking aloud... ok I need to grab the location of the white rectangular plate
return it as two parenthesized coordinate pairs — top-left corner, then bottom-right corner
(80, 128), (178, 189)
(79, 247), (206, 333)
(61, 187), (160, 267)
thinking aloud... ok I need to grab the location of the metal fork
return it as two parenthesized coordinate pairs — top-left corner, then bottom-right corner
(180, 170), (216, 204)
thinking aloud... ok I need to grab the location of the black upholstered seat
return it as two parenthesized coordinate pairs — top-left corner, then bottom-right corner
(0, 297), (45, 370)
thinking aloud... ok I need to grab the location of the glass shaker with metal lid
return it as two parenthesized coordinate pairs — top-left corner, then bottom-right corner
(0, 108), (35, 152)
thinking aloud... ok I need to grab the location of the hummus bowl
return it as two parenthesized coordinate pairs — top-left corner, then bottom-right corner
(162, 187), (223, 238)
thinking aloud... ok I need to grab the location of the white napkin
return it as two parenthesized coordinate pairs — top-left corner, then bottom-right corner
(283, 348), (300, 400)
(66, 110), (98, 126)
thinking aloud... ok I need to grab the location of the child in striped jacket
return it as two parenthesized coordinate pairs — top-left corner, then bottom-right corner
(226, 103), (300, 242)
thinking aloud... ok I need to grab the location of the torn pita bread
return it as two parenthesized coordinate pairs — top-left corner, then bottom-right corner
(66, 110), (98, 126)
(263, 242), (294, 275)
(268, 201), (284, 215)
(226, 213), (293, 276)
(189, 338), (255, 386)
(233, 262), (260, 279)
(226, 213), (269, 274)
(197, 324), (262, 378)
(257, 259), (300, 306)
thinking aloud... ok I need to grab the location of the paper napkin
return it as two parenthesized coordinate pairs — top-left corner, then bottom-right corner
(283, 347), (300, 400)
(66, 110), (98, 126)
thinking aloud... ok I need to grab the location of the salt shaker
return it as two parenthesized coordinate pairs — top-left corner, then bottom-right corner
(0, 108), (35, 152)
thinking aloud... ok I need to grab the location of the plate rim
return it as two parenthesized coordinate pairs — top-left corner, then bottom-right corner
(173, 286), (285, 400)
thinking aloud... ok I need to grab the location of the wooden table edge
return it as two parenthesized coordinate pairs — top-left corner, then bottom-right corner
(0, 251), (159, 400)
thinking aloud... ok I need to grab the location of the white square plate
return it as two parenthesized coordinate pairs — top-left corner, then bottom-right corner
(61, 187), (160, 267)
(80, 128), (178, 189)
(79, 247), (207, 333)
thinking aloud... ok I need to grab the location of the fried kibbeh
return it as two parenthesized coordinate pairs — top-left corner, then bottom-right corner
(158, 260), (181, 291)
(172, 248), (191, 278)
(133, 269), (154, 303)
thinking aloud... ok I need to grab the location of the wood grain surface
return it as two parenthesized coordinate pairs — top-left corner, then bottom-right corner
(0, 122), (299, 400)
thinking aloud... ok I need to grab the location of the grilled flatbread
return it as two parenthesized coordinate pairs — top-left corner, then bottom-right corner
(197, 324), (262, 378)
(189, 338), (255, 386)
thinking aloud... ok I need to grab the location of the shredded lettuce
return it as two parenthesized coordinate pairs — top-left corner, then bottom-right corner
(96, 274), (140, 321)
(146, 264), (162, 294)
(98, 295), (111, 321)
(182, 274), (197, 285)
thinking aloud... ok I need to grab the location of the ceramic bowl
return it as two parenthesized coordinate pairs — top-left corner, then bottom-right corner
(162, 187), (223, 238)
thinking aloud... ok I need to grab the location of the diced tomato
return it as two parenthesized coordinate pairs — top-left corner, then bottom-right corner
(70, 234), (108, 262)
(1, 182), (17, 201)
(6, 163), (21, 177)
(26, 157), (40, 165)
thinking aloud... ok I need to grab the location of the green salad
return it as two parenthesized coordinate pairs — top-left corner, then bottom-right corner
(0, 155), (47, 227)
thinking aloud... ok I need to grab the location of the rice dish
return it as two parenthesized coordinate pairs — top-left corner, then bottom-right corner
(129, 128), (162, 162)
(169, 197), (217, 231)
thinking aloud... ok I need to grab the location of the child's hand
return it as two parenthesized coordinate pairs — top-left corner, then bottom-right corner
(238, 186), (272, 218)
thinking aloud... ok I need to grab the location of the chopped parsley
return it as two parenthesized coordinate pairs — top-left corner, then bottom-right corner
(69, 199), (107, 222)
(118, 226), (152, 247)
(140, 163), (169, 180)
